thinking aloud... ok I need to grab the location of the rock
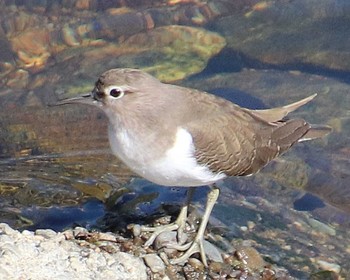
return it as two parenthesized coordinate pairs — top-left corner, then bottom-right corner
(122, 25), (226, 82)
(5, 69), (30, 89)
(316, 260), (341, 274)
(187, 257), (205, 270)
(214, 0), (350, 72)
(132, 224), (141, 237)
(143, 253), (166, 274)
(35, 228), (57, 239)
(0, 223), (17, 235)
(309, 270), (339, 280)
(114, 252), (148, 279)
(0, 223), (147, 280)
(203, 240), (223, 263)
(235, 246), (266, 272)
(154, 231), (188, 249)
(76, 25), (226, 84)
(307, 218), (336, 236)
(154, 230), (188, 256)
(183, 262), (206, 279)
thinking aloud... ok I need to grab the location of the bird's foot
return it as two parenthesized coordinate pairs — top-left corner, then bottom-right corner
(167, 187), (219, 267)
(167, 236), (207, 267)
(136, 204), (189, 248)
(140, 221), (183, 248)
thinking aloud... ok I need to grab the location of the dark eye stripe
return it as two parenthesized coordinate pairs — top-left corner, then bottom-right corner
(93, 91), (104, 100)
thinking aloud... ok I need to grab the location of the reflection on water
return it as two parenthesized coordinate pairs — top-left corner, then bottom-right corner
(0, 0), (349, 277)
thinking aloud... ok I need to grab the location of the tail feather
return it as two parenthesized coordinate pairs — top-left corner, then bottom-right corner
(298, 125), (332, 142)
(272, 119), (310, 148)
(250, 93), (317, 122)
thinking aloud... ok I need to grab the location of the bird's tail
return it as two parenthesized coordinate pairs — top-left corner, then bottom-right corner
(250, 93), (318, 122)
(298, 125), (332, 142)
(249, 93), (332, 141)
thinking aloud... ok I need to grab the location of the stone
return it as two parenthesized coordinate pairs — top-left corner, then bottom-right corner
(235, 246), (266, 272)
(316, 260), (341, 274)
(35, 229), (57, 239)
(214, 0), (350, 72)
(143, 253), (166, 274)
(307, 218), (336, 236)
(203, 240), (223, 263)
(0, 223), (148, 280)
(154, 230), (188, 256)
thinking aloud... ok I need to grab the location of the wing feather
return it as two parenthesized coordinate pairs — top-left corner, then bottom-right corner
(186, 111), (310, 176)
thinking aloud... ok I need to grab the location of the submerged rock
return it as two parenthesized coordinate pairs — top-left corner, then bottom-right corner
(214, 0), (350, 72)
(118, 25), (226, 81)
(1, 0), (237, 89)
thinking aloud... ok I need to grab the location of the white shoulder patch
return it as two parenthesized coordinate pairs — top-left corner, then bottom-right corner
(151, 128), (226, 186)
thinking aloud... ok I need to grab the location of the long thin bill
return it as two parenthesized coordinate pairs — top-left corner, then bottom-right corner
(54, 93), (94, 106)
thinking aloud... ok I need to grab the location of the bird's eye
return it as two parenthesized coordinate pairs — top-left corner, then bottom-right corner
(109, 87), (124, 99)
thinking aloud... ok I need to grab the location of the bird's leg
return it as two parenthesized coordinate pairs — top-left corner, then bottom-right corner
(141, 188), (195, 247)
(168, 186), (219, 267)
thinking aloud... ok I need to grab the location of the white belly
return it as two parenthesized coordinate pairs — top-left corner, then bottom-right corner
(108, 126), (226, 186)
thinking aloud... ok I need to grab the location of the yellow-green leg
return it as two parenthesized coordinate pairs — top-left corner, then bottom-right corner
(169, 186), (219, 267)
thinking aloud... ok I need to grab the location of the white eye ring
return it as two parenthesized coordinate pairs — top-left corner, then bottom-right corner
(107, 86), (124, 99)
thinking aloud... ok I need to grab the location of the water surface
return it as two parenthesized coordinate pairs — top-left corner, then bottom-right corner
(0, 0), (349, 278)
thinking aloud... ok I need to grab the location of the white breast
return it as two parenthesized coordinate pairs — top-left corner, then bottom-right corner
(108, 126), (226, 187)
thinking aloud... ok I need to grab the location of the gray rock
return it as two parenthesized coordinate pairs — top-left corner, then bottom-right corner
(143, 253), (166, 273)
(0, 223), (17, 235)
(307, 218), (336, 236)
(35, 228), (58, 239)
(0, 223), (147, 280)
(203, 240), (223, 263)
(154, 230), (188, 256)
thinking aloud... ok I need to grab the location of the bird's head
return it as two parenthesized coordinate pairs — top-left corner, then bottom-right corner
(55, 68), (162, 111)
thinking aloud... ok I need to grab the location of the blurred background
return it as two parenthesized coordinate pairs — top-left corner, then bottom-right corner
(0, 0), (349, 278)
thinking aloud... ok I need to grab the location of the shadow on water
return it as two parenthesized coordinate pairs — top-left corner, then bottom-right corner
(197, 47), (350, 85)
(21, 199), (105, 232)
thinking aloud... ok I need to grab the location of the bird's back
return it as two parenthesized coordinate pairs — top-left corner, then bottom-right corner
(163, 85), (319, 176)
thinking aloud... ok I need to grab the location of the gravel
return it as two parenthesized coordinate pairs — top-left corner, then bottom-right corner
(0, 223), (147, 280)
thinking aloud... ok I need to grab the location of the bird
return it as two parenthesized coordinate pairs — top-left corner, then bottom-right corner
(56, 68), (331, 266)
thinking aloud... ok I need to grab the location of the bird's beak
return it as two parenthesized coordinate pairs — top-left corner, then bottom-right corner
(54, 93), (96, 106)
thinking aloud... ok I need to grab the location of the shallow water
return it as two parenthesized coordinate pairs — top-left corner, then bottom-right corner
(0, 0), (349, 278)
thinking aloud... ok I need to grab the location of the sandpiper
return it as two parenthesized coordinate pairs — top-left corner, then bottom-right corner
(56, 68), (331, 266)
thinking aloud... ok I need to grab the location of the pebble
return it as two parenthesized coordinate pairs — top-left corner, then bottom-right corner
(143, 253), (166, 273)
(235, 246), (266, 271)
(316, 260), (341, 273)
(154, 231), (188, 256)
(0, 223), (17, 235)
(132, 224), (141, 237)
(307, 218), (336, 236)
(183, 263), (205, 279)
(203, 240), (223, 263)
(0, 222), (298, 279)
(188, 257), (205, 270)
(247, 221), (256, 230)
(35, 228), (57, 239)
(240, 226), (248, 232)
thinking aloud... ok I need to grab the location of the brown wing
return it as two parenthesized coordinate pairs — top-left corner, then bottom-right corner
(186, 110), (310, 176)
